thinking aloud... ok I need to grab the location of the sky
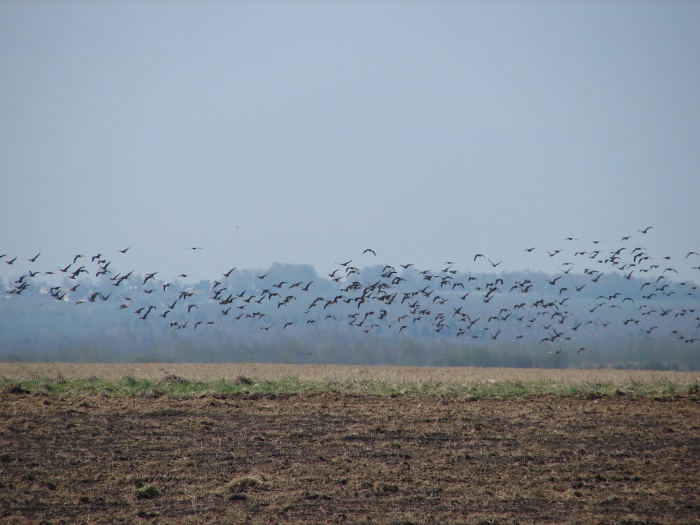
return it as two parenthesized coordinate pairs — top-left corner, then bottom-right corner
(2, 1), (700, 284)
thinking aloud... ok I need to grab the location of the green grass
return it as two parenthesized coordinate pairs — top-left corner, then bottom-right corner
(1, 374), (697, 399)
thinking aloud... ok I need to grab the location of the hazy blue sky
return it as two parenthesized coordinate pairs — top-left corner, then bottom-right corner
(2, 1), (700, 283)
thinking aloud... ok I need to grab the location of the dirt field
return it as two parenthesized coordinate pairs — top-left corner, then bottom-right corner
(1, 366), (699, 524)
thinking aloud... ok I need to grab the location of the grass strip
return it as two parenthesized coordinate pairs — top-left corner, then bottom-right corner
(1, 374), (697, 399)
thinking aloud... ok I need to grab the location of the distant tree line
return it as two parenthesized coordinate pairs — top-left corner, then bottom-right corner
(2, 261), (698, 370)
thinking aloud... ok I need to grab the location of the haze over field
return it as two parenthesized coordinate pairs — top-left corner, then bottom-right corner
(2, 237), (699, 368)
(1, 2), (699, 285)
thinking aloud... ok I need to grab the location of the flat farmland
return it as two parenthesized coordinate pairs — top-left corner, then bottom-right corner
(3, 362), (699, 386)
(1, 364), (699, 524)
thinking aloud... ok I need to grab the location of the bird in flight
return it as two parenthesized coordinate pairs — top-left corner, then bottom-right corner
(363, 248), (377, 256)
(118, 247), (130, 254)
(638, 226), (653, 234)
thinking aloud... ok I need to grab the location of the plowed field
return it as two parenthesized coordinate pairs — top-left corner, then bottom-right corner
(2, 387), (699, 524)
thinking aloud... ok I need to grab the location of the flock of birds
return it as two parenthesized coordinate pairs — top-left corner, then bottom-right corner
(2, 226), (700, 353)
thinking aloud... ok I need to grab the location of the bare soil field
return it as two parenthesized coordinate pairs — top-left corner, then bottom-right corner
(1, 364), (699, 524)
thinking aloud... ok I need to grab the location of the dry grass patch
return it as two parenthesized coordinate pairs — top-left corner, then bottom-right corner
(2, 362), (699, 400)
(2, 361), (698, 384)
(225, 475), (269, 493)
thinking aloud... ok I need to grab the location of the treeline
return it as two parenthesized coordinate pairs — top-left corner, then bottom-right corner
(1, 322), (697, 370)
(1, 263), (698, 370)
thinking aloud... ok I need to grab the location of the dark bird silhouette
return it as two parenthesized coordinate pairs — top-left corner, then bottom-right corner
(28, 253), (40, 262)
(118, 247), (130, 254)
(638, 226), (653, 234)
(363, 248), (377, 256)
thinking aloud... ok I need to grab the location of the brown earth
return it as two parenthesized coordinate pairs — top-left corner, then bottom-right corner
(1, 391), (699, 525)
